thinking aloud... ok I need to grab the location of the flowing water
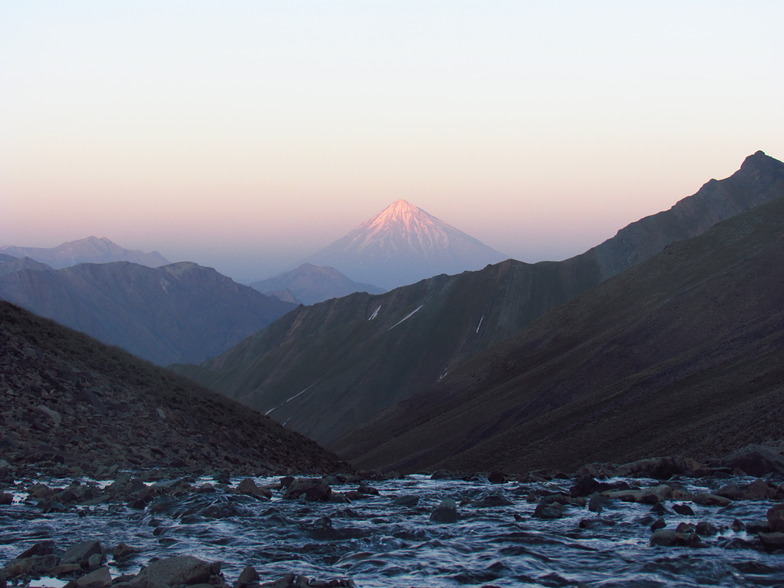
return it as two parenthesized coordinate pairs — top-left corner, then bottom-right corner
(2, 473), (783, 587)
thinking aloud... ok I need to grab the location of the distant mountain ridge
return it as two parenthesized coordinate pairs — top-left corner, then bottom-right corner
(0, 236), (169, 269)
(250, 263), (385, 305)
(0, 261), (296, 365)
(0, 254), (51, 275)
(176, 152), (784, 447)
(306, 199), (508, 289)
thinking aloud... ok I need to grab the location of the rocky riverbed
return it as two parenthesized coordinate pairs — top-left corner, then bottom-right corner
(2, 452), (784, 587)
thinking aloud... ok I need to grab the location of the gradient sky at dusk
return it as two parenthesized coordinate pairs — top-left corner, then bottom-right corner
(3, 1), (783, 281)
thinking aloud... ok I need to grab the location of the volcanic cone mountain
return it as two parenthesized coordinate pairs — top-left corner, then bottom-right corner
(306, 199), (508, 289)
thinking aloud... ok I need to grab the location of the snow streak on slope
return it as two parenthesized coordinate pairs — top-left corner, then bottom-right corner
(387, 305), (423, 332)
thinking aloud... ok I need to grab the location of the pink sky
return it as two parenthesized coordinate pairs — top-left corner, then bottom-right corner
(3, 2), (783, 281)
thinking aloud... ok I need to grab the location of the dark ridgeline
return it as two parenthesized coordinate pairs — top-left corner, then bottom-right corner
(0, 261), (296, 366)
(0, 300), (348, 478)
(175, 151), (784, 459)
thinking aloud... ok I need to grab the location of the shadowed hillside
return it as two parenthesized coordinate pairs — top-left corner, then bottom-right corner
(0, 301), (348, 478)
(338, 195), (784, 473)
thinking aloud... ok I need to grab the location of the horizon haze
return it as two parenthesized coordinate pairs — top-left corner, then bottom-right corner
(2, 2), (783, 281)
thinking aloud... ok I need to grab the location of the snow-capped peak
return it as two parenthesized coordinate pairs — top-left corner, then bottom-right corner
(306, 200), (508, 289)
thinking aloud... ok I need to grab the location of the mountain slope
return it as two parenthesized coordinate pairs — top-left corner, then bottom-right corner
(0, 300), (347, 477)
(176, 152), (784, 446)
(339, 195), (784, 473)
(307, 199), (508, 289)
(0, 262), (296, 365)
(0, 236), (169, 268)
(250, 263), (385, 305)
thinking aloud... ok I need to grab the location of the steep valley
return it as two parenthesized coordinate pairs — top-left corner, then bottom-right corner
(175, 151), (784, 449)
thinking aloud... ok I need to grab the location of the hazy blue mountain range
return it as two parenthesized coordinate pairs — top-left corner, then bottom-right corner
(175, 151), (784, 448)
(306, 199), (509, 289)
(0, 261), (296, 365)
(337, 193), (784, 473)
(0, 236), (169, 268)
(250, 263), (385, 306)
(0, 254), (52, 275)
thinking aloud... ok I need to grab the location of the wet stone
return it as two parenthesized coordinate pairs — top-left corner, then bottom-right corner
(111, 543), (138, 564)
(767, 503), (784, 532)
(672, 503), (695, 516)
(283, 479), (332, 502)
(131, 555), (220, 587)
(235, 565), (260, 588)
(695, 520), (720, 536)
(472, 493), (513, 508)
(430, 499), (458, 523)
(391, 494), (419, 507)
(758, 532), (784, 552)
(74, 565), (112, 588)
(650, 528), (702, 548)
(533, 501), (566, 519)
(236, 478), (272, 500)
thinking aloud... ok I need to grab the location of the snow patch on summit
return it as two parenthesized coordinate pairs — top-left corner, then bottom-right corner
(306, 199), (508, 289)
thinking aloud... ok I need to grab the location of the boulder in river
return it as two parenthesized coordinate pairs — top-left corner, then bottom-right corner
(767, 503), (784, 532)
(650, 528), (703, 548)
(236, 478), (272, 500)
(723, 445), (784, 477)
(758, 532), (784, 552)
(125, 555), (222, 587)
(74, 566), (112, 588)
(282, 478), (332, 502)
(430, 499), (458, 523)
(60, 540), (103, 568)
